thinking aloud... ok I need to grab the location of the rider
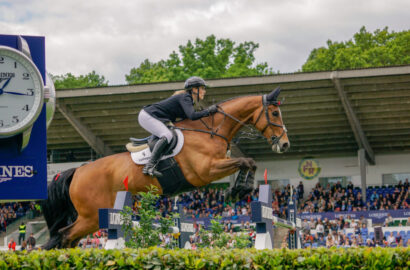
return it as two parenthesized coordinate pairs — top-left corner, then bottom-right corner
(138, 76), (218, 177)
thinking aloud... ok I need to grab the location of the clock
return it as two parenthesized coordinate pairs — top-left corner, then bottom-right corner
(0, 40), (44, 138)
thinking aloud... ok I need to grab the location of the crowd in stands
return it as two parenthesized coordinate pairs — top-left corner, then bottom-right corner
(149, 179), (409, 223)
(299, 215), (410, 248)
(149, 184), (297, 221)
(0, 202), (41, 233)
(3, 179), (409, 249)
(299, 179), (409, 214)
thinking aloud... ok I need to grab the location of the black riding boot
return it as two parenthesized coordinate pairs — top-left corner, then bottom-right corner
(142, 137), (168, 177)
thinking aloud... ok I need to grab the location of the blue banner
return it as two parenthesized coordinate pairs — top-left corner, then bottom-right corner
(299, 209), (410, 224)
(182, 209), (410, 228)
(0, 35), (47, 200)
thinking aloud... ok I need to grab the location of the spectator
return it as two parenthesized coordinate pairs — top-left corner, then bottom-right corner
(395, 231), (402, 244)
(384, 214), (393, 226)
(20, 240), (27, 251)
(8, 238), (16, 251)
(351, 237), (359, 247)
(366, 238), (375, 247)
(326, 234), (334, 247)
(302, 218), (310, 232)
(318, 235), (326, 246)
(387, 232), (395, 246)
(297, 181), (304, 200)
(27, 233), (36, 250)
(316, 220), (324, 237)
(18, 222), (26, 245)
(342, 238), (351, 247)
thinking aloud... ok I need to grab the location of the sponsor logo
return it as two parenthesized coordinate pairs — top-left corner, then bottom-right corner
(180, 223), (195, 233)
(109, 212), (124, 225)
(300, 214), (323, 220)
(0, 165), (34, 183)
(0, 72), (15, 79)
(298, 157), (321, 180)
(262, 206), (275, 220)
(368, 212), (388, 218)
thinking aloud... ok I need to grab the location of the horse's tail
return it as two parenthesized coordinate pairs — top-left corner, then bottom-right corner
(41, 168), (77, 250)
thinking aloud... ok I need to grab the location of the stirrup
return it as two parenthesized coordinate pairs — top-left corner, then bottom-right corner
(143, 165), (163, 178)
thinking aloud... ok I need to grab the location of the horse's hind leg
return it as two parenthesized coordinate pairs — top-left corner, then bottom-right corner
(60, 216), (99, 248)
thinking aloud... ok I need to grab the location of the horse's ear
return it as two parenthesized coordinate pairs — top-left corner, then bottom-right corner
(267, 87), (281, 102)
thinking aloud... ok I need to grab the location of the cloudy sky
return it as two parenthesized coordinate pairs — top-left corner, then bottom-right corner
(0, 0), (408, 85)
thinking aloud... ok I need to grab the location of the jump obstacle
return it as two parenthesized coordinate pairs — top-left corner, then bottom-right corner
(99, 185), (301, 249)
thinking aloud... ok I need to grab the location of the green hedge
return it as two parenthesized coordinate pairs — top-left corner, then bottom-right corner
(0, 247), (409, 269)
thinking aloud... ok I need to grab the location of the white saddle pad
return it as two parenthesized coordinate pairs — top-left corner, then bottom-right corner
(130, 129), (184, 165)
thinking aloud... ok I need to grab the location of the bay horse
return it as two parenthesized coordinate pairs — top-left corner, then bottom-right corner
(41, 87), (289, 249)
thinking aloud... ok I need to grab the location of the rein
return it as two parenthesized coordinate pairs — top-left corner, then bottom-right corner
(173, 94), (287, 150)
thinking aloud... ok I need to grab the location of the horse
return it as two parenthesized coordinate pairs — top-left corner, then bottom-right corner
(41, 87), (290, 249)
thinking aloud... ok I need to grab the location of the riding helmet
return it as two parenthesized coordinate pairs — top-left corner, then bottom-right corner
(184, 76), (207, 90)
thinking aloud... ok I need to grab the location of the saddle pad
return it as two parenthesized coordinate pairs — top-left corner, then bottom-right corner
(130, 129), (184, 165)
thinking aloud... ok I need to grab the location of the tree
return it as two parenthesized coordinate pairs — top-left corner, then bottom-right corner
(52, 70), (108, 90)
(302, 26), (410, 72)
(126, 35), (273, 84)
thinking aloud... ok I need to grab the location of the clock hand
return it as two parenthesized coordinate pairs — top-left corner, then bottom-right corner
(3, 91), (32, 96)
(0, 78), (12, 90)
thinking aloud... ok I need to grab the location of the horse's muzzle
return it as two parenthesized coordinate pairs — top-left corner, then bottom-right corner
(271, 140), (290, 154)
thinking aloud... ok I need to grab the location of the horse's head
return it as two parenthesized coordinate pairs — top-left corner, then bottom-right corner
(253, 87), (290, 153)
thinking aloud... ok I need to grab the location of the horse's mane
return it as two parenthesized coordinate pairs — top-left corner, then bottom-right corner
(215, 94), (261, 106)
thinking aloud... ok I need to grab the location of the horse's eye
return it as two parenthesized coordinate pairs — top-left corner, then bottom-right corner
(272, 111), (279, 117)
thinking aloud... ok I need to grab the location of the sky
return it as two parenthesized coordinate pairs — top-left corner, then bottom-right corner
(0, 0), (409, 85)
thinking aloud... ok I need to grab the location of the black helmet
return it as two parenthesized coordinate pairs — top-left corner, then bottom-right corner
(184, 76), (207, 90)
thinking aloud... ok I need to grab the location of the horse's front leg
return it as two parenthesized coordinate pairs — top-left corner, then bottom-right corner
(209, 157), (256, 179)
(210, 157), (257, 201)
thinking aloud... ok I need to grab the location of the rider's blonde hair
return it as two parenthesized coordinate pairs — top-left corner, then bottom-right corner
(172, 90), (187, 96)
(172, 89), (200, 106)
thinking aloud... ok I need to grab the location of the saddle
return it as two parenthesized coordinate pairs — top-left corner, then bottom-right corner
(128, 128), (185, 165)
(128, 128), (179, 155)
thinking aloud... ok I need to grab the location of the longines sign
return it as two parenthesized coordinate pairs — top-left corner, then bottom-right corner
(0, 165), (34, 183)
(0, 157), (44, 199)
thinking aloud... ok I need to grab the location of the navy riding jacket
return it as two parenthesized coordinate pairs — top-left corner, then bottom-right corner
(143, 92), (209, 123)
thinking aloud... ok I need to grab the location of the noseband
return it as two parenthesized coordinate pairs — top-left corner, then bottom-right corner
(253, 95), (287, 145)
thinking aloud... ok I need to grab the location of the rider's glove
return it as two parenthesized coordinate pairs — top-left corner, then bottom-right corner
(207, 105), (218, 115)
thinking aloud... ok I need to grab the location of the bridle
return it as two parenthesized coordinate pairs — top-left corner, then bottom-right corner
(174, 94), (287, 150)
(253, 95), (288, 146)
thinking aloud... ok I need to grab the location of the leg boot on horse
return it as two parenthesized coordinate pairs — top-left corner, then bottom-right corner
(142, 137), (169, 177)
(225, 168), (256, 202)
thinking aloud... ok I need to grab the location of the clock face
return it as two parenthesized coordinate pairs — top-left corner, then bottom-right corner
(0, 46), (44, 137)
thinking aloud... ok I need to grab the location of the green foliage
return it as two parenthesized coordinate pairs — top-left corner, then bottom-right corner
(0, 247), (408, 269)
(120, 185), (178, 249)
(51, 71), (109, 90)
(302, 26), (410, 72)
(125, 35), (273, 84)
(197, 216), (252, 249)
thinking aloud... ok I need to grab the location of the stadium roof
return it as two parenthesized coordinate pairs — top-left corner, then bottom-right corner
(48, 65), (410, 164)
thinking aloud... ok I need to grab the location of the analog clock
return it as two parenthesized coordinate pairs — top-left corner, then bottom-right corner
(0, 45), (44, 137)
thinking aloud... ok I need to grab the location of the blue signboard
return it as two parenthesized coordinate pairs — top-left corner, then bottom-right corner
(0, 34), (47, 200)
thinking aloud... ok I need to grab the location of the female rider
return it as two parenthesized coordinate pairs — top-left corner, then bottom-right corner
(138, 76), (218, 177)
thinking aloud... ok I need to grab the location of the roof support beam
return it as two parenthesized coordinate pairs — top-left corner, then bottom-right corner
(331, 72), (375, 165)
(56, 101), (114, 157)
